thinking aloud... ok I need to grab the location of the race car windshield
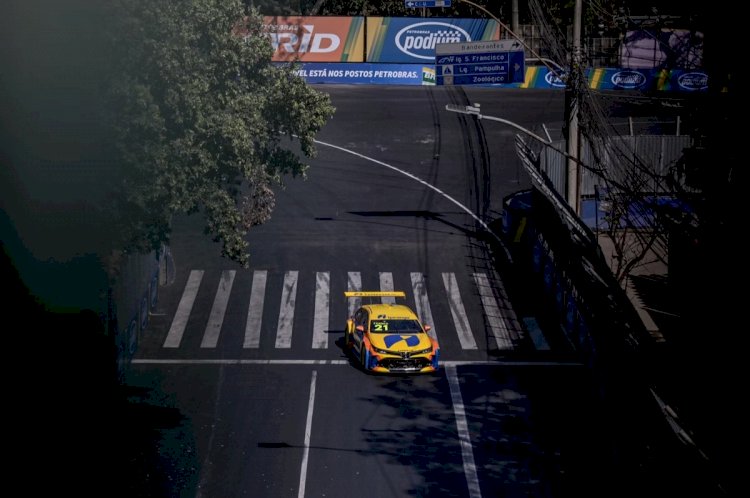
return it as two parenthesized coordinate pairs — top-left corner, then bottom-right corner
(370, 319), (422, 333)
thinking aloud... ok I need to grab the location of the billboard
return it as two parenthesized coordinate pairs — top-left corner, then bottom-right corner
(366, 17), (502, 63)
(283, 62), (437, 85)
(261, 16), (365, 62)
(619, 29), (704, 70)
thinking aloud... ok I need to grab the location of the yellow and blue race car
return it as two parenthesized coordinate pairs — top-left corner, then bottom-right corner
(343, 291), (440, 374)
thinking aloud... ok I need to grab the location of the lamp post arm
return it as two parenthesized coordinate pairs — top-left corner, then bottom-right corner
(444, 104), (586, 167)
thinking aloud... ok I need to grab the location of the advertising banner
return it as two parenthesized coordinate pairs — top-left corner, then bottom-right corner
(262, 16), (365, 62)
(619, 29), (703, 70)
(588, 67), (708, 92)
(290, 62), (708, 92)
(283, 62), (436, 85)
(254, 18), (707, 92)
(521, 66), (567, 89)
(366, 17), (502, 63)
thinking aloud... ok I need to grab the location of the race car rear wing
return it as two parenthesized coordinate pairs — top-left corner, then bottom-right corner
(344, 291), (405, 298)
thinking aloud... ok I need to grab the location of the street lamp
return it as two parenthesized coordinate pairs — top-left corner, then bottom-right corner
(453, 0), (583, 214)
(444, 103), (594, 241)
(445, 103), (570, 160)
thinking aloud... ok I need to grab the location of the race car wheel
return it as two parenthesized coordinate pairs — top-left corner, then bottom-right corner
(359, 345), (367, 371)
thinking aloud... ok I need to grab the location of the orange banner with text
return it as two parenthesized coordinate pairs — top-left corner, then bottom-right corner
(262, 16), (365, 62)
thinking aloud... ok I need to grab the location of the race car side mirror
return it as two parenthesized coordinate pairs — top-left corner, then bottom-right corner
(356, 325), (365, 332)
(424, 325), (431, 332)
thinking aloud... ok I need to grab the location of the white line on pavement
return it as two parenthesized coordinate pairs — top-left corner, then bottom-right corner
(163, 270), (204, 348)
(312, 138), (510, 261)
(276, 271), (299, 348)
(201, 270), (236, 348)
(244, 270), (267, 348)
(312, 272), (330, 349)
(446, 365), (482, 498)
(298, 370), (317, 498)
(347, 271), (362, 317)
(379, 272), (395, 303)
(443, 272), (478, 350)
(411, 272), (437, 340)
(473, 272), (513, 350)
(131, 359), (584, 367)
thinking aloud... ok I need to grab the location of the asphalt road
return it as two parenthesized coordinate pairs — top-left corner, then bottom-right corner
(85, 86), (708, 497)
(123, 86), (595, 497)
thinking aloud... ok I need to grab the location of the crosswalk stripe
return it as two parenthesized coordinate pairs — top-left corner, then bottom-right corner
(275, 271), (299, 348)
(163, 270), (204, 348)
(473, 272), (513, 349)
(347, 271), (362, 317)
(492, 276), (523, 338)
(411, 272), (437, 340)
(201, 270), (236, 348)
(244, 270), (267, 348)
(379, 272), (395, 303)
(442, 272), (478, 350)
(312, 272), (330, 349)
(159, 270), (530, 352)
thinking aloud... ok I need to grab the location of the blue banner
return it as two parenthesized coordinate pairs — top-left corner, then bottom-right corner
(367, 17), (501, 63)
(284, 62), (436, 85)
(283, 62), (709, 92)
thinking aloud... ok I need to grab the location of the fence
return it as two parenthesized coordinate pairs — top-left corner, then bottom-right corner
(514, 24), (620, 68)
(537, 135), (693, 198)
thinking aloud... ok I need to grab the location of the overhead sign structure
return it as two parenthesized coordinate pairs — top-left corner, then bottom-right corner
(405, 0), (452, 7)
(436, 39), (525, 85)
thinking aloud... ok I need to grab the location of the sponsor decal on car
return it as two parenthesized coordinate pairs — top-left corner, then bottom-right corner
(383, 335), (420, 348)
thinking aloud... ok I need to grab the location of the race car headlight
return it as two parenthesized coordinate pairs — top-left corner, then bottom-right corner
(373, 346), (391, 355)
(412, 346), (433, 355)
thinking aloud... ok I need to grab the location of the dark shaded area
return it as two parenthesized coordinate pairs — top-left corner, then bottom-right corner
(1, 2), (190, 495)
(1, 0), (122, 311)
(2, 239), (114, 492)
(492, 183), (737, 496)
(348, 210), (483, 238)
(2, 241), (191, 497)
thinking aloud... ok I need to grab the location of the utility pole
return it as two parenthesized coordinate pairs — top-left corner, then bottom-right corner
(566, 0), (583, 214)
(512, 0), (519, 33)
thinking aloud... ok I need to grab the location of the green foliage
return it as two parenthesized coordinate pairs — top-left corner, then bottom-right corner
(106, 0), (335, 267)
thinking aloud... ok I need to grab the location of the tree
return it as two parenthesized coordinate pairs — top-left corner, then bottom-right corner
(106, 0), (335, 268)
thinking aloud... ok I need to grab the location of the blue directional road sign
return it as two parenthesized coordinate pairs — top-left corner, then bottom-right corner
(405, 0), (452, 8)
(435, 39), (525, 85)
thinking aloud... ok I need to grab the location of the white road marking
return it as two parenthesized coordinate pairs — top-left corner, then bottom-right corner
(312, 138), (510, 261)
(379, 272), (395, 303)
(411, 272), (437, 340)
(132, 359), (584, 367)
(446, 365), (482, 498)
(160, 269), (526, 353)
(275, 271), (299, 348)
(297, 370), (317, 498)
(491, 274), (524, 340)
(347, 271), (362, 317)
(442, 272), (478, 350)
(312, 272), (330, 349)
(201, 270), (236, 348)
(163, 270), (204, 348)
(244, 270), (267, 348)
(473, 272), (513, 350)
